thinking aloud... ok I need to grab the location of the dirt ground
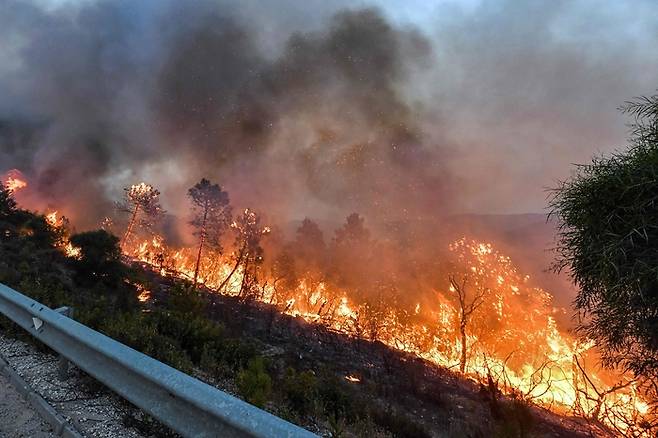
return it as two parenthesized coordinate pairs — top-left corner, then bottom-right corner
(0, 372), (53, 438)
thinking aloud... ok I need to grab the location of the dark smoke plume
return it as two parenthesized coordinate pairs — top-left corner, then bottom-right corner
(0, 0), (449, 230)
(0, 0), (656, 232)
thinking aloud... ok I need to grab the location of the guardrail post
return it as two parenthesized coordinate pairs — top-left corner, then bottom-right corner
(54, 306), (73, 380)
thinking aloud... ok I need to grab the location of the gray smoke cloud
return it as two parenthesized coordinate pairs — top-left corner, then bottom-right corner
(0, 0), (656, 233)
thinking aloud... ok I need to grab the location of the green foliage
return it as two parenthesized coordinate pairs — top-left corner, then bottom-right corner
(153, 311), (223, 364)
(166, 284), (206, 315)
(317, 373), (354, 420)
(188, 178), (230, 248)
(101, 312), (194, 372)
(216, 339), (258, 371)
(550, 94), (658, 377)
(237, 357), (272, 408)
(69, 230), (135, 309)
(283, 368), (318, 415)
(327, 414), (346, 438)
(70, 230), (121, 266)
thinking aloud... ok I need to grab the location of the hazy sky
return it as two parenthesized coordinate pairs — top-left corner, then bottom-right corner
(1, 0), (657, 224)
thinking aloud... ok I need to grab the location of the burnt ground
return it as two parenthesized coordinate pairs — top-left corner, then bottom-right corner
(138, 262), (614, 438)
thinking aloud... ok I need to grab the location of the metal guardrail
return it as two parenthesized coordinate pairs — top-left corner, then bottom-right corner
(0, 283), (317, 438)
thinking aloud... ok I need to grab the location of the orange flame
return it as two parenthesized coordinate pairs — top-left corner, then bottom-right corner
(2, 169), (27, 193)
(123, 234), (653, 434)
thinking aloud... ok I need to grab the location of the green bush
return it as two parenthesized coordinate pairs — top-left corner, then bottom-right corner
(283, 368), (318, 415)
(216, 338), (258, 372)
(317, 374), (354, 421)
(166, 284), (206, 315)
(153, 311), (223, 363)
(237, 357), (272, 408)
(101, 312), (193, 372)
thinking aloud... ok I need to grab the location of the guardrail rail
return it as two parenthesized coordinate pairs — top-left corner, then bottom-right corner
(0, 282), (317, 438)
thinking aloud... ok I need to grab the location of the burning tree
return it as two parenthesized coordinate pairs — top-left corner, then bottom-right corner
(271, 250), (298, 305)
(0, 182), (17, 220)
(116, 182), (163, 250)
(2, 169), (27, 194)
(448, 274), (487, 373)
(188, 178), (230, 287)
(221, 208), (270, 297)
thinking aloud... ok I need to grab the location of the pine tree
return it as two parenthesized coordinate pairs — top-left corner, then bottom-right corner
(0, 182), (17, 219)
(116, 182), (163, 250)
(219, 208), (270, 297)
(188, 178), (230, 287)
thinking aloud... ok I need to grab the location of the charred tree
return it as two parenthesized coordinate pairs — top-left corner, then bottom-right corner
(116, 182), (163, 250)
(224, 208), (270, 298)
(188, 178), (230, 288)
(272, 250), (299, 303)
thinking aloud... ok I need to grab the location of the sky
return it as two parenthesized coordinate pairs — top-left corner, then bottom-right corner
(1, 0), (657, 227)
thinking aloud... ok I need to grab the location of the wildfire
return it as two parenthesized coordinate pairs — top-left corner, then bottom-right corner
(136, 284), (151, 303)
(2, 169), (27, 193)
(128, 182), (156, 198)
(6, 180), (648, 434)
(44, 210), (81, 258)
(122, 234), (653, 435)
(45, 210), (60, 226)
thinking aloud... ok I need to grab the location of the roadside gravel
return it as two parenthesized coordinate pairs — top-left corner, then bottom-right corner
(0, 370), (54, 438)
(0, 333), (153, 438)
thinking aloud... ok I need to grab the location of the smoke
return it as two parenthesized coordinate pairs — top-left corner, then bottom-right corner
(422, 0), (658, 213)
(0, 0), (441, 230)
(0, 0), (656, 232)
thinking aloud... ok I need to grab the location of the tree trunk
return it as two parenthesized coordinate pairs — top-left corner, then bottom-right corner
(121, 204), (139, 251)
(217, 246), (246, 292)
(239, 257), (252, 298)
(193, 204), (209, 288)
(460, 318), (467, 373)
